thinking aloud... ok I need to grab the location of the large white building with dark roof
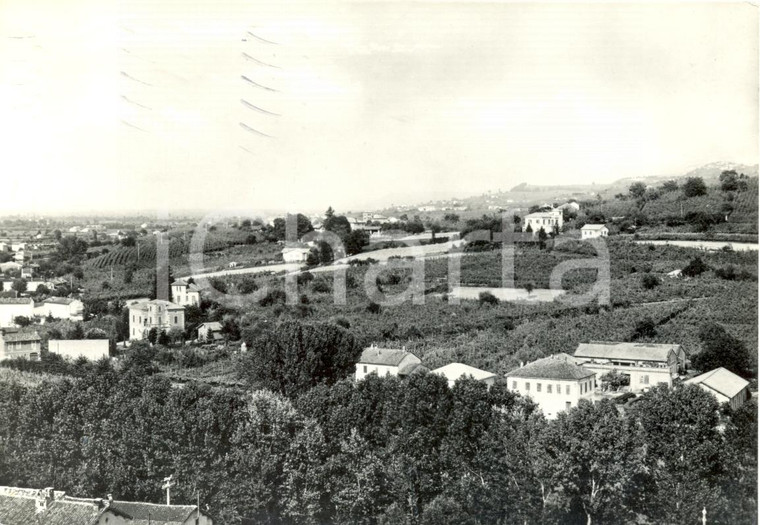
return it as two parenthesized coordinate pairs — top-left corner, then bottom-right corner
(573, 341), (685, 391)
(506, 353), (596, 419)
(355, 345), (422, 381)
(685, 367), (751, 410)
(128, 299), (185, 341)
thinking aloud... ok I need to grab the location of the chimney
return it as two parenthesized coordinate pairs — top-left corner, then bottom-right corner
(36, 487), (54, 513)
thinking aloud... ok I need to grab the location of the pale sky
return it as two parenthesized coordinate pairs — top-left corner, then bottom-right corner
(1, 1), (757, 215)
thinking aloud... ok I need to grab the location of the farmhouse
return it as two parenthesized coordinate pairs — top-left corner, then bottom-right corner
(0, 297), (35, 327)
(128, 299), (185, 340)
(431, 363), (497, 388)
(506, 354), (596, 419)
(355, 346), (423, 381)
(171, 279), (201, 306)
(282, 246), (311, 263)
(581, 224), (609, 239)
(0, 328), (41, 361)
(685, 367), (751, 410)
(573, 341), (685, 392)
(198, 321), (223, 342)
(0, 486), (213, 525)
(523, 209), (563, 234)
(48, 339), (109, 361)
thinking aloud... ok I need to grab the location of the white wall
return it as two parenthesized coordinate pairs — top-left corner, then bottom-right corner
(49, 339), (109, 361)
(508, 376), (595, 419)
(355, 363), (398, 381)
(0, 303), (34, 327)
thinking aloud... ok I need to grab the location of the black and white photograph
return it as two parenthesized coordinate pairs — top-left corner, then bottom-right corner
(0, 1), (757, 524)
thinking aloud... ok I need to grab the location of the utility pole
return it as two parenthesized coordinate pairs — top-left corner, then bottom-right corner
(162, 475), (175, 505)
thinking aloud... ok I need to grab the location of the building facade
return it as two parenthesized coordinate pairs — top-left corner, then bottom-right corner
(685, 367), (751, 410)
(431, 363), (497, 388)
(0, 298), (35, 327)
(523, 210), (563, 234)
(355, 346), (422, 381)
(506, 354), (596, 419)
(573, 342), (684, 392)
(0, 329), (42, 361)
(171, 279), (201, 307)
(128, 300), (185, 340)
(581, 224), (609, 239)
(48, 339), (109, 361)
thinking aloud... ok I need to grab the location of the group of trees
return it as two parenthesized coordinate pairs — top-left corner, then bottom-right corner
(0, 350), (754, 525)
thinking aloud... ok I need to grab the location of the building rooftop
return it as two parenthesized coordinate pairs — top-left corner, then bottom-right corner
(685, 367), (750, 400)
(129, 299), (184, 311)
(507, 354), (595, 381)
(574, 342), (681, 363)
(431, 363), (496, 382)
(0, 330), (41, 343)
(0, 298), (33, 305)
(43, 297), (80, 306)
(0, 487), (106, 525)
(108, 500), (199, 524)
(581, 224), (607, 230)
(358, 346), (416, 367)
(199, 322), (223, 330)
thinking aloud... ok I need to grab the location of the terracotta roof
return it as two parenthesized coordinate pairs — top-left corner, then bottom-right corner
(358, 347), (415, 366)
(432, 363), (496, 382)
(108, 500), (198, 523)
(574, 342), (680, 363)
(507, 354), (595, 381)
(685, 367), (750, 400)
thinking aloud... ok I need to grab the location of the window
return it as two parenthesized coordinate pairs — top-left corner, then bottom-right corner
(643, 375), (649, 385)
(557, 384), (561, 394)
(566, 385), (570, 395)
(363, 365), (367, 373)
(174, 316), (178, 324)
(512, 381), (517, 389)
(536, 383), (542, 392)
(547, 384), (552, 394)
(525, 382), (530, 391)
(132, 315), (135, 322)
(566, 401), (571, 410)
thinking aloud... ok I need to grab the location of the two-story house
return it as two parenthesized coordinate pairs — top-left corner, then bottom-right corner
(506, 353), (596, 419)
(523, 209), (563, 234)
(355, 346), (423, 381)
(0, 328), (42, 361)
(171, 279), (201, 307)
(128, 300), (185, 340)
(573, 341), (685, 391)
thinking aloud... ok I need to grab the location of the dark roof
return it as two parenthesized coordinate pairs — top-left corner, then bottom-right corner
(0, 298), (33, 305)
(1, 331), (41, 343)
(0, 492), (105, 525)
(574, 342), (680, 363)
(44, 297), (79, 305)
(358, 347), (416, 366)
(507, 354), (595, 381)
(108, 500), (197, 523)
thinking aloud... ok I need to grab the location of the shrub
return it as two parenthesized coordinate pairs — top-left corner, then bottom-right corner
(366, 302), (381, 314)
(478, 291), (498, 306)
(682, 257), (709, 278)
(641, 274), (660, 290)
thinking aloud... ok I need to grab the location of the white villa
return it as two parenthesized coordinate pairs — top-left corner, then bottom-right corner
(573, 342), (685, 391)
(171, 279), (201, 307)
(431, 363), (497, 388)
(128, 299), (185, 340)
(35, 297), (84, 321)
(685, 367), (751, 410)
(506, 353), (596, 419)
(355, 346), (422, 381)
(581, 224), (609, 239)
(523, 209), (563, 234)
